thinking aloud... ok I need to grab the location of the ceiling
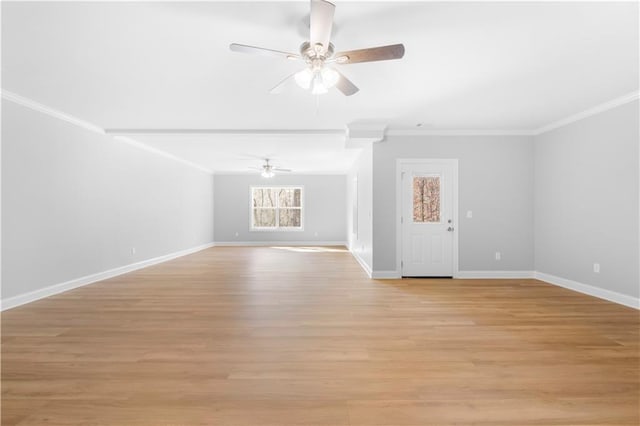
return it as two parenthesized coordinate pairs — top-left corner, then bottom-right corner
(2, 1), (638, 173)
(116, 131), (358, 174)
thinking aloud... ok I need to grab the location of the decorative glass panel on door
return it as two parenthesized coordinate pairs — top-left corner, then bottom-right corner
(412, 176), (441, 223)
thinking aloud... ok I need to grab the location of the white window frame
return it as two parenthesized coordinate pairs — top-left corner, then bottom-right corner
(250, 186), (304, 231)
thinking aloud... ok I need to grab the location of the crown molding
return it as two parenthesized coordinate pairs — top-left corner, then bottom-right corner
(346, 122), (388, 148)
(533, 91), (640, 135)
(1, 89), (105, 135)
(108, 127), (534, 138)
(5, 87), (637, 159)
(6, 0), (624, 2)
(213, 170), (347, 176)
(112, 136), (213, 174)
(385, 91), (640, 137)
(2, 89), (214, 175)
(105, 128), (345, 137)
(385, 129), (535, 136)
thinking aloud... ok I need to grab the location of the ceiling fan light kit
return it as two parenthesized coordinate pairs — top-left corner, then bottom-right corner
(261, 169), (275, 178)
(230, 0), (405, 96)
(251, 159), (291, 178)
(294, 66), (339, 95)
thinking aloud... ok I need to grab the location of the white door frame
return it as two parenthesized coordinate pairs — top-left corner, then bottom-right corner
(396, 159), (459, 278)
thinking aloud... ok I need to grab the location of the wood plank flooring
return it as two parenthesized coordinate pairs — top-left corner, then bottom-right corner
(2, 246), (639, 425)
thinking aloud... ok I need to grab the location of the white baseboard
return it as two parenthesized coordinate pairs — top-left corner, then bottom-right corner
(535, 272), (640, 310)
(0, 242), (215, 311)
(6, 247), (636, 311)
(214, 241), (347, 247)
(372, 270), (402, 279)
(456, 270), (535, 279)
(350, 251), (372, 278)
(374, 270), (533, 280)
(362, 268), (533, 280)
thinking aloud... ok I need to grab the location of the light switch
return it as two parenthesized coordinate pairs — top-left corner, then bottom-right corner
(466, 210), (473, 218)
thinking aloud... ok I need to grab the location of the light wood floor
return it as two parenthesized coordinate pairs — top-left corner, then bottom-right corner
(2, 246), (639, 425)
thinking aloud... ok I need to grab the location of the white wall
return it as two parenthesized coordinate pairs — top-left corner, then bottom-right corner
(213, 174), (346, 244)
(534, 100), (639, 299)
(372, 136), (535, 274)
(346, 146), (373, 272)
(2, 100), (215, 302)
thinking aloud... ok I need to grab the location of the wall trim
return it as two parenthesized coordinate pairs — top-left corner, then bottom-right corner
(105, 128), (345, 136)
(386, 129), (535, 136)
(1, 89), (214, 175)
(382, 93), (640, 137)
(533, 91), (640, 135)
(0, 242), (215, 312)
(5, 89), (638, 146)
(372, 270), (534, 280)
(362, 269), (638, 309)
(112, 136), (213, 174)
(350, 251), (373, 278)
(372, 270), (402, 279)
(214, 171), (347, 176)
(535, 272), (639, 310)
(2, 89), (105, 135)
(214, 241), (347, 247)
(457, 270), (535, 279)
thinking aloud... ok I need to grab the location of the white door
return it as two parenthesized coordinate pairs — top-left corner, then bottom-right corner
(401, 161), (455, 277)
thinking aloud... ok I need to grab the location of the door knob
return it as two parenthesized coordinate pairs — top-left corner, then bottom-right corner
(447, 226), (454, 232)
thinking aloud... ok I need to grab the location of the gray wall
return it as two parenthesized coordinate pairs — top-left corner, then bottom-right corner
(214, 174), (346, 243)
(347, 145), (373, 270)
(535, 100), (639, 298)
(372, 136), (535, 273)
(2, 100), (215, 300)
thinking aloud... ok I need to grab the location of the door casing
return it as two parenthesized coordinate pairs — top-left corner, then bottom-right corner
(396, 159), (459, 278)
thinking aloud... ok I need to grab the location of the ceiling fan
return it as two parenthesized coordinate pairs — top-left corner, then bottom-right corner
(229, 0), (405, 96)
(250, 159), (291, 178)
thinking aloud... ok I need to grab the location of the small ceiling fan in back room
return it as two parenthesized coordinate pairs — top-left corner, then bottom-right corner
(229, 0), (405, 96)
(249, 159), (292, 178)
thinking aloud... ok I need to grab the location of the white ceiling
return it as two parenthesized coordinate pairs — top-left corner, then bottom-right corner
(2, 1), (638, 173)
(117, 131), (358, 174)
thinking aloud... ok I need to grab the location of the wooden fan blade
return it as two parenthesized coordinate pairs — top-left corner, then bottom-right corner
(230, 43), (301, 60)
(310, 0), (335, 54)
(334, 44), (405, 64)
(269, 72), (298, 94)
(334, 70), (359, 96)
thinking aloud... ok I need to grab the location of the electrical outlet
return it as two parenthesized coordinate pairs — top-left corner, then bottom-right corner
(235, 232), (239, 237)
(131, 247), (136, 255)
(593, 263), (600, 273)
(314, 232), (319, 237)
(495, 252), (501, 261)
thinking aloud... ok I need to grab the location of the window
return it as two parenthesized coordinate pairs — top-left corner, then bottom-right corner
(251, 186), (303, 230)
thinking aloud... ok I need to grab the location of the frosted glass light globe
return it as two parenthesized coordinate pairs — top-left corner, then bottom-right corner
(294, 68), (313, 89)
